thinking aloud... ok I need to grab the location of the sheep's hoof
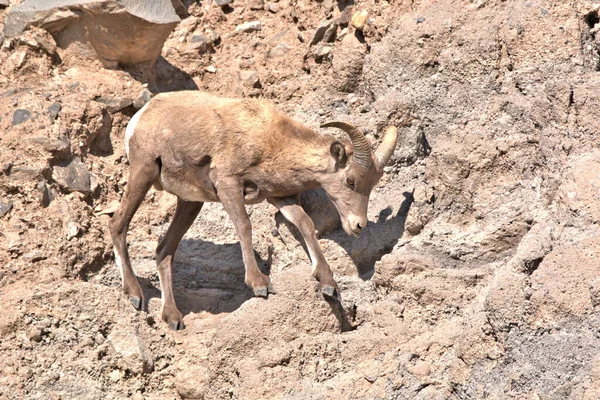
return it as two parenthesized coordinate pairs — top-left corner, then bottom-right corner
(130, 296), (142, 310)
(321, 286), (336, 298)
(254, 287), (268, 297)
(267, 284), (276, 294)
(168, 321), (185, 331)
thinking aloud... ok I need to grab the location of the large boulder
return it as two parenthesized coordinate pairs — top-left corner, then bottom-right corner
(3, 0), (180, 67)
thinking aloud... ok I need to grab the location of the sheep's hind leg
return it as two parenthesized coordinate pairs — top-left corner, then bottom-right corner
(155, 198), (204, 331)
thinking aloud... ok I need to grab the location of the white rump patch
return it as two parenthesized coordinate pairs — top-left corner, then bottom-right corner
(125, 103), (149, 158)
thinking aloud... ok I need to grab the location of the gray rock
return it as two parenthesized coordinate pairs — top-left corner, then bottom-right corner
(311, 19), (332, 45)
(322, 22), (337, 43)
(314, 43), (332, 61)
(29, 136), (70, 160)
(108, 327), (154, 374)
(37, 180), (51, 207)
(240, 70), (261, 88)
(133, 89), (152, 109)
(52, 158), (91, 194)
(249, 0), (264, 10)
(267, 2), (278, 13)
(268, 41), (292, 58)
(215, 0), (232, 6)
(0, 198), (13, 218)
(94, 96), (132, 113)
(27, 328), (43, 342)
(4, 0), (181, 66)
(48, 102), (61, 119)
(188, 33), (209, 53)
(7, 165), (46, 181)
(11, 109), (32, 125)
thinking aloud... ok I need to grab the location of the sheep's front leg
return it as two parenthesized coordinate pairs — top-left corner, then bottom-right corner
(269, 196), (339, 298)
(215, 179), (274, 297)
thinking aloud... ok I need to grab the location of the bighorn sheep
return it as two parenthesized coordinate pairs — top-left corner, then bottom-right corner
(110, 91), (398, 330)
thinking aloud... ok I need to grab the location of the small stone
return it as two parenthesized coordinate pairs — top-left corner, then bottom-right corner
(132, 393), (145, 400)
(22, 250), (47, 262)
(235, 21), (262, 33)
(11, 109), (32, 125)
(133, 89), (152, 109)
(27, 328), (43, 342)
(109, 369), (122, 382)
(52, 158), (91, 194)
(311, 19), (332, 45)
(267, 2), (278, 12)
(268, 41), (292, 58)
(38, 181), (51, 207)
(417, 16), (425, 23)
(188, 34), (209, 53)
(94, 96), (133, 113)
(215, 0), (232, 6)
(314, 43), (332, 61)
(7, 165), (46, 181)
(205, 65), (217, 73)
(205, 29), (220, 45)
(351, 10), (369, 31)
(48, 102), (61, 119)
(67, 221), (80, 240)
(108, 328), (154, 374)
(240, 70), (261, 88)
(249, 0), (264, 10)
(0, 198), (13, 217)
(2, 163), (12, 174)
(29, 136), (70, 160)
(95, 332), (106, 345)
(322, 22), (337, 43)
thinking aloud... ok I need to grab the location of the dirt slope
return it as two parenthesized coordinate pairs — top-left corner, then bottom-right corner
(2, 0), (600, 399)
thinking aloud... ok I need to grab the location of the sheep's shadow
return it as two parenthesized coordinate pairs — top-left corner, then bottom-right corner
(284, 189), (414, 280)
(138, 239), (268, 316)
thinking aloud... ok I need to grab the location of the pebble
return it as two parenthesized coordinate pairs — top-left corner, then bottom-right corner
(417, 16), (425, 23)
(0, 198), (13, 217)
(235, 21), (262, 33)
(267, 2), (278, 13)
(214, 0), (232, 5)
(132, 393), (145, 400)
(94, 96), (133, 113)
(11, 109), (32, 125)
(27, 328), (43, 342)
(311, 19), (332, 45)
(351, 10), (369, 31)
(52, 158), (91, 194)
(240, 70), (261, 88)
(48, 102), (61, 119)
(133, 89), (152, 109)
(322, 22), (337, 43)
(188, 34), (209, 53)
(314, 43), (332, 61)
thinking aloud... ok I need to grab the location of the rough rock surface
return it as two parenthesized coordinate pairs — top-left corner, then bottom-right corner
(1, 0), (600, 399)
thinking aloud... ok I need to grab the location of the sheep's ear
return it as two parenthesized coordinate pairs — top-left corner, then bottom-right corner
(330, 141), (348, 168)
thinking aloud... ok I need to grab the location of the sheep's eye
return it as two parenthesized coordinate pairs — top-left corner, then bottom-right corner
(346, 177), (355, 187)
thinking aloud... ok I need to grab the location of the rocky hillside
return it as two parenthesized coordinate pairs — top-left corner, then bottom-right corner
(1, 0), (600, 399)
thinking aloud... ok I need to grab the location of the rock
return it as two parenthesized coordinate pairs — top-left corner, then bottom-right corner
(29, 136), (70, 160)
(214, 0), (232, 6)
(4, 0), (181, 66)
(52, 158), (91, 194)
(268, 41), (292, 58)
(0, 198), (13, 218)
(205, 65), (217, 73)
(107, 327), (154, 374)
(311, 19), (332, 45)
(417, 16), (425, 23)
(239, 70), (261, 88)
(205, 29), (220, 46)
(267, 2), (278, 13)
(132, 393), (145, 400)
(176, 364), (209, 399)
(332, 32), (366, 92)
(133, 89), (152, 109)
(94, 96), (133, 114)
(314, 43), (332, 61)
(7, 165), (46, 181)
(322, 22), (337, 43)
(11, 109), (32, 126)
(188, 33), (209, 53)
(351, 10), (369, 31)
(48, 102), (61, 119)
(249, 0), (264, 10)
(37, 180), (51, 207)
(27, 328), (43, 342)
(22, 250), (47, 262)
(170, 0), (188, 18)
(235, 21), (262, 33)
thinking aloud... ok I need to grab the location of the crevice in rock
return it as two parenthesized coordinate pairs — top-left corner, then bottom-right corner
(523, 256), (543, 275)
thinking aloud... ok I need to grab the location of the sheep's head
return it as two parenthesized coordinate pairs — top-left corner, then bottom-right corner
(321, 122), (398, 236)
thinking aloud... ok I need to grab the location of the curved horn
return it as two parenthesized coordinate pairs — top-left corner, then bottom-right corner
(374, 126), (398, 171)
(321, 121), (372, 169)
